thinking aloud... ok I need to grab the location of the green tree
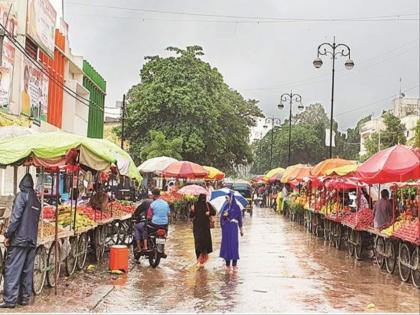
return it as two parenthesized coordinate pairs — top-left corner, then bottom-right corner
(362, 112), (407, 160)
(251, 123), (323, 173)
(250, 105), (372, 174)
(140, 130), (183, 160)
(335, 115), (371, 160)
(410, 119), (420, 147)
(125, 46), (263, 172)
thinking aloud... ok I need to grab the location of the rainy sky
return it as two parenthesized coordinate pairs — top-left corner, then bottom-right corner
(50, 0), (419, 130)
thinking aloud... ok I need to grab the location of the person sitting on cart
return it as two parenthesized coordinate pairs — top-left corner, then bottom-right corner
(1, 174), (41, 308)
(373, 189), (393, 229)
(138, 188), (170, 252)
(133, 194), (153, 252)
(89, 183), (109, 212)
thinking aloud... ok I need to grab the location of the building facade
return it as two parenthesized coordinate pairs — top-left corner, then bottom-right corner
(83, 60), (106, 138)
(359, 96), (420, 156)
(0, 0), (106, 138)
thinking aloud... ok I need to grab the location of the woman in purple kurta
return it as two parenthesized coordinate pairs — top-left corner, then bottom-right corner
(219, 194), (244, 269)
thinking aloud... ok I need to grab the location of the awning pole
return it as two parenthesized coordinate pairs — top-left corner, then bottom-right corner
(13, 166), (17, 196)
(40, 167), (44, 239)
(54, 171), (59, 296)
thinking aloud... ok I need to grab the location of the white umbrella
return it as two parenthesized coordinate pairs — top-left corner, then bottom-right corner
(137, 156), (178, 174)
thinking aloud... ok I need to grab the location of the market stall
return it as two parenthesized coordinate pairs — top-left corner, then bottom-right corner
(0, 131), (140, 295)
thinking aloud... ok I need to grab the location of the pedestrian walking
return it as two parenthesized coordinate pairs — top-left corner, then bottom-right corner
(189, 194), (216, 267)
(219, 193), (244, 272)
(1, 174), (41, 308)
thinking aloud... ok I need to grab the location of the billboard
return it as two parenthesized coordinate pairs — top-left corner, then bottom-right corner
(26, 0), (57, 58)
(0, 3), (17, 108)
(21, 56), (49, 126)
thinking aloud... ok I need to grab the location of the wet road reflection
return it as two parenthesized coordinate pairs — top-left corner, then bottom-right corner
(95, 207), (419, 313)
(4, 207), (419, 313)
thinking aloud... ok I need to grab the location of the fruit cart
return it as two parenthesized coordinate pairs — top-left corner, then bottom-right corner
(0, 131), (141, 296)
(341, 208), (375, 260)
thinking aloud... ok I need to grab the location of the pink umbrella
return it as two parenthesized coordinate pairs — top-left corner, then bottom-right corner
(178, 184), (208, 196)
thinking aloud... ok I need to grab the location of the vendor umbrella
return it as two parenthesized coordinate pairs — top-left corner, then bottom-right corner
(357, 145), (420, 184)
(178, 184), (208, 196)
(325, 164), (359, 177)
(203, 166), (225, 180)
(325, 177), (365, 190)
(209, 188), (248, 212)
(162, 161), (209, 179)
(263, 167), (285, 182)
(138, 156), (178, 174)
(310, 158), (356, 177)
(281, 164), (311, 183)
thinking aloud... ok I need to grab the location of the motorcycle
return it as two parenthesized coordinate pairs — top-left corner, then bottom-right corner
(133, 223), (168, 268)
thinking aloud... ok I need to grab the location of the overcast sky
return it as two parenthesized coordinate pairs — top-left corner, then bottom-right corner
(51, 0), (419, 130)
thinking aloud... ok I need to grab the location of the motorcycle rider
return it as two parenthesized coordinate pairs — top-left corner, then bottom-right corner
(138, 188), (170, 252)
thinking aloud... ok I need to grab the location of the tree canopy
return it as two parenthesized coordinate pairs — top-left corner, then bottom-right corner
(251, 104), (370, 174)
(124, 46), (263, 173)
(362, 112), (407, 160)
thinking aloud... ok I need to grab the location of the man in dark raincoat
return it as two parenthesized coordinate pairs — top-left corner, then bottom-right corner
(1, 174), (41, 308)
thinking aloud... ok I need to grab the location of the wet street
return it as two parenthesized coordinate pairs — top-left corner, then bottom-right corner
(3, 206), (419, 313)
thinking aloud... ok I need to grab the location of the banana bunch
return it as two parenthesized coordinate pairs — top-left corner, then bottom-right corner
(381, 220), (404, 236)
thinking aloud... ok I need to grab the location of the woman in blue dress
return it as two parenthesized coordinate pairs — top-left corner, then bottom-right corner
(219, 193), (244, 271)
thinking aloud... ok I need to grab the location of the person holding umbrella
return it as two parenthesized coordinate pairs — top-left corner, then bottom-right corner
(189, 193), (216, 268)
(219, 193), (244, 272)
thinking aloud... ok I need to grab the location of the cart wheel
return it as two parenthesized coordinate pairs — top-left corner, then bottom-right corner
(46, 241), (61, 288)
(76, 233), (88, 270)
(374, 236), (386, 269)
(65, 237), (78, 276)
(410, 246), (420, 288)
(119, 220), (134, 246)
(398, 243), (411, 282)
(347, 230), (355, 256)
(33, 245), (47, 295)
(334, 224), (342, 250)
(354, 231), (363, 260)
(94, 226), (106, 263)
(385, 239), (397, 274)
(105, 221), (120, 247)
(323, 221), (330, 242)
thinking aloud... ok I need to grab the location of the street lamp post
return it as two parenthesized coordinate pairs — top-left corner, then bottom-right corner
(264, 117), (281, 170)
(278, 92), (303, 165)
(313, 37), (354, 158)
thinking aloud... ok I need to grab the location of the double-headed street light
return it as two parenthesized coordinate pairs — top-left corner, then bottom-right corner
(313, 37), (354, 158)
(264, 117), (282, 170)
(278, 92), (304, 166)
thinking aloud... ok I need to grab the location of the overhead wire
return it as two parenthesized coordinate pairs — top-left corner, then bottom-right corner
(0, 23), (105, 113)
(67, 2), (418, 23)
(240, 38), (420, 92)
(335, 85), (419, 117)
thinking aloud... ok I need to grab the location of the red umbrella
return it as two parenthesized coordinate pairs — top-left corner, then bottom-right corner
(162, 161), (209, 179)
(357, 145), (420, 184)
(325, 178), (365, 190)
(178, 184), (208, 196)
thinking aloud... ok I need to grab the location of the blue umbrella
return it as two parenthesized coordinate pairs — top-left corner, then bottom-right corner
(209, 188), (248, 212)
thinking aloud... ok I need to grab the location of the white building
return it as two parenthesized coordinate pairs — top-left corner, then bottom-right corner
(359, 96), (420, 156)
(104, 101), (122, 122)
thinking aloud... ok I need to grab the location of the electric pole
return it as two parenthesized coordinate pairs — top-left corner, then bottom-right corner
(121, 94), (126, 149)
